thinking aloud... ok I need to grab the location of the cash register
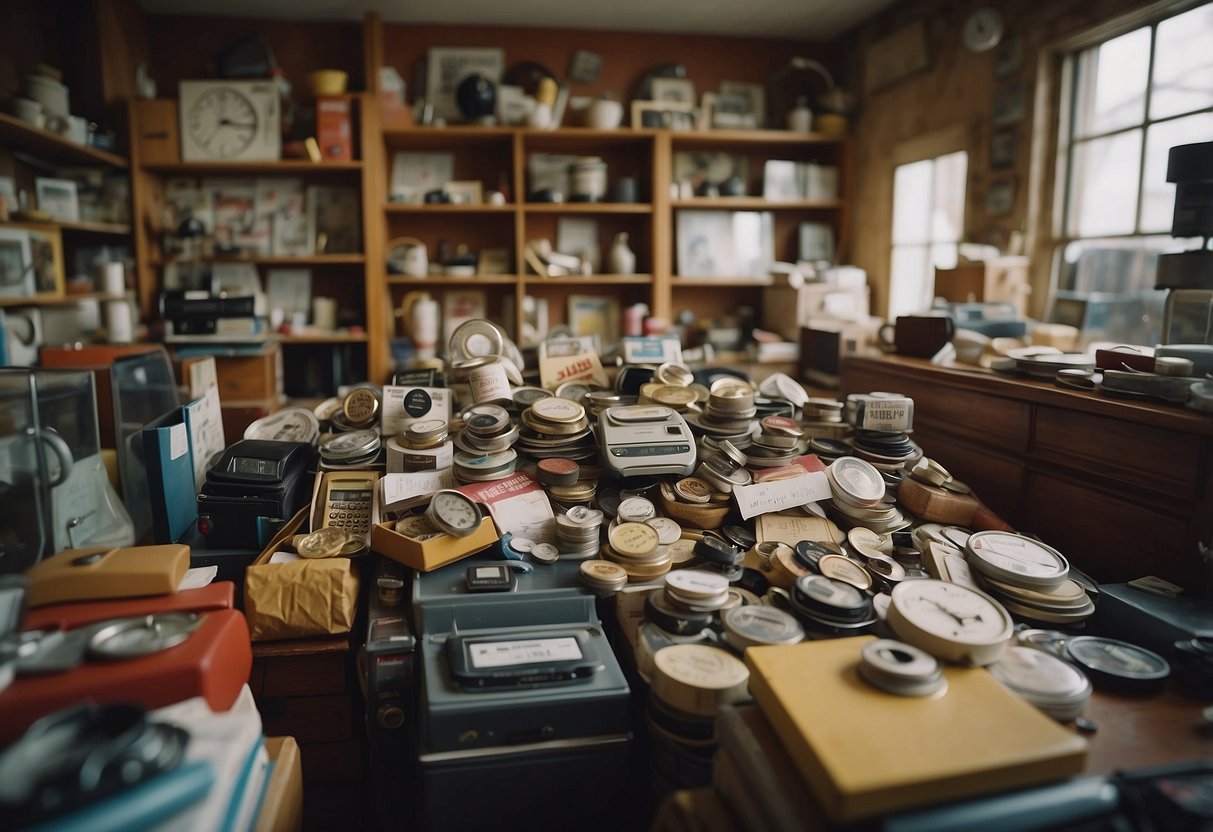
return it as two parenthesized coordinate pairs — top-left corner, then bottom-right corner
(410, 553), (632, 831)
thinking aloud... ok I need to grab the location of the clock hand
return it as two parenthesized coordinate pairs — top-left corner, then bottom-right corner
(219, 119), (257, 128)
(927, 599), (966, 626)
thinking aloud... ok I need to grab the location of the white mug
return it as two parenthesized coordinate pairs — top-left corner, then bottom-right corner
(312, 296), (337, 330)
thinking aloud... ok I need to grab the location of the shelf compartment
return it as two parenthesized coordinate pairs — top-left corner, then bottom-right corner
(0, 291), (130, 308)
(523, 203), (651, 215)
(384, 203), (515, 214)
(1, 219), (131, 236)
(153, 254), (366, 267)
(142, 160), (363, 174)
(386, 275), (519, 285)
(277, 333), (369, 344)
(523, 275), (652, 285)
(670, 129), (845, 149)
(671, 277), (773, 287)
(0, 113), (128, 168)
(671, 198), (841, 211)
(383, 126), (516, 148)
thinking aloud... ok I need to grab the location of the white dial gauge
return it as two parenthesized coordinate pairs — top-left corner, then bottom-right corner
(187, 87), (259, 159)
(426, 490), (483, 537)
(966, 531), (1070, 590)
(887, 579), (1014, 666)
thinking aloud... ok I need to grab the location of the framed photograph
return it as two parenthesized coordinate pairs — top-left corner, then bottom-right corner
(306, 185), (361, 254)
(0, 175), (15, 220)
(676, 210), (774, 278)
(798, 222), (836, 263)
(993, 81), (1028, 127)
(35, 178), (80, 222)
(719, 80), (766, 128)
(864, 21), (930, 94)
(0, 227), (34, 297)
(557, 217), (600, 272)
(994, 34), (1024, 79)
(495, 85), (533, 126)
(762, 160), (800, 201)
(568, 50), (603, 85)
(443, 180), (483, 205)
(631, 100), (696, 131)
(569, 294), (621, 344)
(478, 247), (512, 275)
(391, 151), (454, 204)
(986, 180), (1015, 217)
(711, 91), (759, 129)
(24, 225), (65, 297)
(991, 130), (1018, 168)
(651, 78), (696, 105)
(425, 47), (504, 122)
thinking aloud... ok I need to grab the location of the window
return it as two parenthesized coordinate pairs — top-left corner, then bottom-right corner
(1054, 2), (1213, 345)
(889, 151), (968, 319)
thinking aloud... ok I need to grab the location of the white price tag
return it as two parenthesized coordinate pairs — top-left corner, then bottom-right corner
(861, 400), (912, 432)
(732, 472), (832, 520)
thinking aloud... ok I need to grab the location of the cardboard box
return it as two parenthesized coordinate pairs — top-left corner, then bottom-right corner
(221, 395), (285, 441)
(256, 737), (303, 832)
(213, 344), (283, 401)
(934, 257), (1030, 316)
(316, 95), (354, 162)
(762, 283), (869, 342)
(371, 516), (498, 572)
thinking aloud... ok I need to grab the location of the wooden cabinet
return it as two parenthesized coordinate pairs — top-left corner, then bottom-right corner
(841, 354), (1213, 588)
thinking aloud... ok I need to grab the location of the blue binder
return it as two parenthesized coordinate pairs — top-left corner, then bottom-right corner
(142, 408), (198, 543)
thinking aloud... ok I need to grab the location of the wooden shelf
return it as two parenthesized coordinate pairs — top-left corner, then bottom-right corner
(671, 198), (842, 211)
(1, 218), (131, 235)
(523, 203), (652, 215)
(386, 274), (519, 285)
(142, 160), (363, 174)
(153, 254), (365, 267)
(385, 203), (515, 214)
(383, 125), (516, 147)
(0, 112), (128, 168)
(671, 277), (773, 287)
(669, 128), (845, 147)
(277, 332), (369, 344)
(523, 274), (653, 286)
(0, 291), (129, 307)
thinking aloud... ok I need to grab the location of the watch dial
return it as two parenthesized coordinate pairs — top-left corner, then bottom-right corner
(433, 492), (477, 528)
(897, 581), (1008, 643)
(187, 88), (259, 158)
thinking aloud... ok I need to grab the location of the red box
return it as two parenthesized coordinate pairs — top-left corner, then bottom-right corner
(316, 95), (354, 161)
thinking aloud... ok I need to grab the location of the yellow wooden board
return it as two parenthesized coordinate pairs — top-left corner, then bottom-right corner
(745, 636), (1088, 822)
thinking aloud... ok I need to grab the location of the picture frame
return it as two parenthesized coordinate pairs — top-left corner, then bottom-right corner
(306, 185), (362, 254)
(0, 227), (34, 297)
(991, 130), (1018, 168)
(992, 81), (1028, 127)
(391, 151), (454, 204)
(676, 210), (775, 278)
(719, 80), (766, 128)
(631, 100), (696, 131)
(673, 151), (748, 197)
(650, 78), (696, 105)
(34, 178), (80, 222)
(994, 34), (1024, 80)
(568, 294), (621, 344)
(568, 50), (603, 85)
(986, 180), (1015, 217)
(0, 175), (15, 220)
(24, 225), (65, 298)
(478, 247), (512, 275)
(557, 217), (600, 272)
(711, 91), (759, 130)
(425, 47), (504, 122)
(443, 180), (484, 205)
(495, 85), (533, 126)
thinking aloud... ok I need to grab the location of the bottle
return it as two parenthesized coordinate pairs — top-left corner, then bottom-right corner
(609, 231), (636, 275)
(787, 96), (813, 133)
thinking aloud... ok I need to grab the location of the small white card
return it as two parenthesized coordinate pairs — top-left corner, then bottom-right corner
(732, 471), (832, 520)
(381, 386), (450, 436)
(380, 470), (456, 515)
(539, 351), (609, 389)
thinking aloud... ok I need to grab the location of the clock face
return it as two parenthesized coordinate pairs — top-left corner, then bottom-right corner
(186, 87), (260, 159)
(429, 490), (481, 535)
(888, 579), (1013, 666)
(963, 7), (1005, 53)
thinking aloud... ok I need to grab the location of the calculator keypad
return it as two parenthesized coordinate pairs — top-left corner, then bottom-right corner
(328, 492), (371, 534)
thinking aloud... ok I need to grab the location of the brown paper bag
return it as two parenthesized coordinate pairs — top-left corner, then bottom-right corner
(243, 508), (361, 641)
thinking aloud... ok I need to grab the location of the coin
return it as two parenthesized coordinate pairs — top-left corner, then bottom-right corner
(531, 542), (560, 563)
(296, 526), (351, 558)
(674, 477), (713, 504)
(343, 387), (380, 427)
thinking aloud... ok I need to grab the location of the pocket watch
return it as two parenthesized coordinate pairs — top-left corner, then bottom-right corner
(425, 490), (483, 537)
(887, 579), (1014, 666)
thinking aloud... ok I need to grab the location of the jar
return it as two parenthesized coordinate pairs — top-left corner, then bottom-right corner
(569, 157), (607, 202)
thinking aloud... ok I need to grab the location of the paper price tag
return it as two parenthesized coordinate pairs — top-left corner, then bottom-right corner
(732, 471), (832, 520)
(861, 400), (912, 432)
(539, 351), (609, 389)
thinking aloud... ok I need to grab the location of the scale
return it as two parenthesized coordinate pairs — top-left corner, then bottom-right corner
(410, 555), (632, 831)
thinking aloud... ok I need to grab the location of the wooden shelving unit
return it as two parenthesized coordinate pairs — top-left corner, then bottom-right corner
(0, 112), (128, 168)
(141, 160), (363, 174)
(0, 291), (130, 307)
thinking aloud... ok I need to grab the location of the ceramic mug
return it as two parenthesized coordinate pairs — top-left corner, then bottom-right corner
(12, 97), (43, 127)
(588, 98), (624, 130)
(878, 315), (955, 358)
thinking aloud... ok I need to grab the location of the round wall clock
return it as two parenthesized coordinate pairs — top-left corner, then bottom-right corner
(963, 7), (1005, 53)
(179, 80), (282, 162)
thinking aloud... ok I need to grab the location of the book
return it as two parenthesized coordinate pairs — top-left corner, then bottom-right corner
(143, 408), (198, 542)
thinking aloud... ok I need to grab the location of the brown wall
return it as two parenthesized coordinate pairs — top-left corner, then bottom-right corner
(847, 0), (1169, 318)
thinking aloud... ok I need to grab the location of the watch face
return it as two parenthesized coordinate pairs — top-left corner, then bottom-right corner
(892, 580), (1011, 646)
(187, 87), (259, 159)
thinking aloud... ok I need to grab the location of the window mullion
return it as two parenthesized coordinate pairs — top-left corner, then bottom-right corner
(1135, 23), (1158, 234)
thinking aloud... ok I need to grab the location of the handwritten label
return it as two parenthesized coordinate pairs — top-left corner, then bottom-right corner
(862, 400), (912, 432)
(732, 471), (831, 520)
(539, 351), (608, 389)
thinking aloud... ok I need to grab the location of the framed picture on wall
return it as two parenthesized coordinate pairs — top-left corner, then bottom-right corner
(35, 178), (80, 222)
(425, 47), (504, 122)
(0, 228), (33, 297)
(992, 81), (1028, 127)
(24, 225), (65, 298)
(650, 78), (696, 105)
(986, 180), (1015, 216)
(631, 100), (696, 131)
(569, 294), (621, 344)
(991, 131), (1018, 168)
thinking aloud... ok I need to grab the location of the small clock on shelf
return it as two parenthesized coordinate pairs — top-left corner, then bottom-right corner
(179, 80), (281, 162)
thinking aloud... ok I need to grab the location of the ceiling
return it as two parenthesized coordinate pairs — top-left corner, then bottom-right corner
(136, 0), (897, 41)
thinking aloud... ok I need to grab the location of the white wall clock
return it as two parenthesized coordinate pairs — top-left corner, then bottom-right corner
(963, 7), (1005, 53)
(179, 80), (281, 162)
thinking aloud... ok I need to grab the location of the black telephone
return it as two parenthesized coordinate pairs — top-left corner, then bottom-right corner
(197, 439), (315, 549)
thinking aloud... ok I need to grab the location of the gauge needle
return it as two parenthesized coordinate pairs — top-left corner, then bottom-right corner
(928, 600), (966, 626)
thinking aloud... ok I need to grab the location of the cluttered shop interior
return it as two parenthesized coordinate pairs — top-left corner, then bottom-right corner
(0, 0), (1211, 830)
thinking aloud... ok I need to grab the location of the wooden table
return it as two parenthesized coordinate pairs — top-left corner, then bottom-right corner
(1082, 684), (1213, 776)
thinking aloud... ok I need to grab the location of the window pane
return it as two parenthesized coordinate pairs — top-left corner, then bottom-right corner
(892, 160), (932, 245)
(890, 245), (930, 318)
(1069, 130), (1143, 237)
(930, 243), (959, 271)
(931, 151), (968, 243)
(1074, 27), (1150, 137)
(1141, 113), (1213, 232)
(1151, 4), (1213, 119)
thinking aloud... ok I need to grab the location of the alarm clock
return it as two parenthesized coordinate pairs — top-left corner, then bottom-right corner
(179, 80), (281, 162)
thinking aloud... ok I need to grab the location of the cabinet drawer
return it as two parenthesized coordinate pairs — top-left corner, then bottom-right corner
(1032, 409), (1204, 500)
(910, 384), (1029, 453)
(255, 652), (349, 698)
(1022, 472), (1193, 585)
